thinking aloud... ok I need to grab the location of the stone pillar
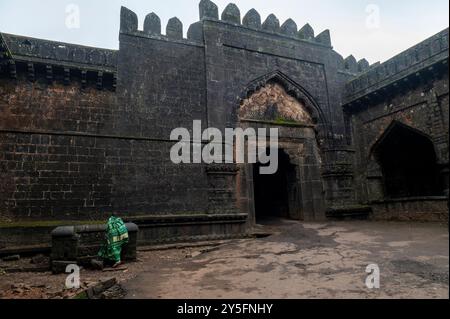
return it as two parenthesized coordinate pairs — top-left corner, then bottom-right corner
(367, 161), (384, 201)
(205, 164), (239, 214)
(440, 166), (449, 197)
(322, 147), (357, 207)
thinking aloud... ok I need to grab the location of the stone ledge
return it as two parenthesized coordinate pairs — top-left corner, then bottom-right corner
(125, 213), (248, 225)
(326, 205), (372, 220)
(371, 196), (448, 204)
(138, 233), (250, 246)
(0, 244), (51, 258)
(0, 215), (249, 253)
(51, 222), (139, 237)
(131, 214), (249, 246)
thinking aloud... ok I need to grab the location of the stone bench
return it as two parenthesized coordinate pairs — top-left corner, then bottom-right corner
(51, 223), (138, 274)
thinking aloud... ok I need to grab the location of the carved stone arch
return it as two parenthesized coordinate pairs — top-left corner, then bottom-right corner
(235, 71), (327, 222)
(237, 70), (329, 140)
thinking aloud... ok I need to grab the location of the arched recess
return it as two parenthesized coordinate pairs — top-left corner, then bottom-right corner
(234, 71), (326, 223)
(369, 121), (442, 199)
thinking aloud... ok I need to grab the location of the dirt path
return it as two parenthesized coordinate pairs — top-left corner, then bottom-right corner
(123, 220), (449, 299)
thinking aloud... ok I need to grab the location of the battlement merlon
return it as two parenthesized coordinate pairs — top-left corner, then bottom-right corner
(343, 28), (449, 106)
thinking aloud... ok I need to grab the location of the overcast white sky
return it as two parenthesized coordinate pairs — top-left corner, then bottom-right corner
(0, 0), (448, 63)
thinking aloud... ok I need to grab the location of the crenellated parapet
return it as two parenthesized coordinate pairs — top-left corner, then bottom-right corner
(120, 6), (203, 45)
(119, 1), (373, 76)
(205, 0), (333, 47)
(119, 1), (339, 48)
(339, 54), (372, 75)
(0, 33), (117, 90)
(343, 28), (449, 108)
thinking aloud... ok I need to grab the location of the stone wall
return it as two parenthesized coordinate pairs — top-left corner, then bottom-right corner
(0, 1), (448, 249)
(343, 28), (449, 220)
(0, 77), (209, 221)
(371, 197), (448, 222)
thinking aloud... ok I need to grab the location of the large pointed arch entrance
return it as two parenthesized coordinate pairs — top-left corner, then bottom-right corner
(371, 121), (442, 198)
(234, 71), (328, 224)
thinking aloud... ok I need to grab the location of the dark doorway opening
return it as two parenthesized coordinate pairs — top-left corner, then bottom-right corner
(253, 149), (296, 222)
(373, 122), (441, 198)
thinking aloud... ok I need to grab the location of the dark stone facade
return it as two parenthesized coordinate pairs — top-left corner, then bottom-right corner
(343, 29), (449, 221)
(0, 1), (448, 247)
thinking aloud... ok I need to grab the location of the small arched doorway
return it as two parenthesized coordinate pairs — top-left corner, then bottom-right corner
(372, 122), (441, 198)
(253, 148), (297, 222)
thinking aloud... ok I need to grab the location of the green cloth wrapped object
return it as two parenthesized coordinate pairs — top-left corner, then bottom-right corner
(98, 216), (129, 263)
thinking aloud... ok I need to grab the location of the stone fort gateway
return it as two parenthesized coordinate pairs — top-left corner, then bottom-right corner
(0, 0), (448, 249)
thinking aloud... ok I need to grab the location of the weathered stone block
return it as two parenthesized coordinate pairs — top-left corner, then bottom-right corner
(144, 13), (161, 35)
(166, 17), (183, 40)
(358, 58), (370, 72)
(199, 0), (218, 20)
(344, 55), (358, 73)
(187, 22), (204, 42)
(298, 23), (314, 40)
(315, 29), (331, 46)
(262, 14), (280, 32)
(221, 3), (241, 24)
(242, 9), (261, 29)
(120, 7), (138, 33)
(51, 223), (139, 274)
(280, 19), (297, 37)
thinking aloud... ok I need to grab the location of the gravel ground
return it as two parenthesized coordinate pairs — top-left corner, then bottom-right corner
(1, 219), (448, 299)
(123, 219), (449, 299)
